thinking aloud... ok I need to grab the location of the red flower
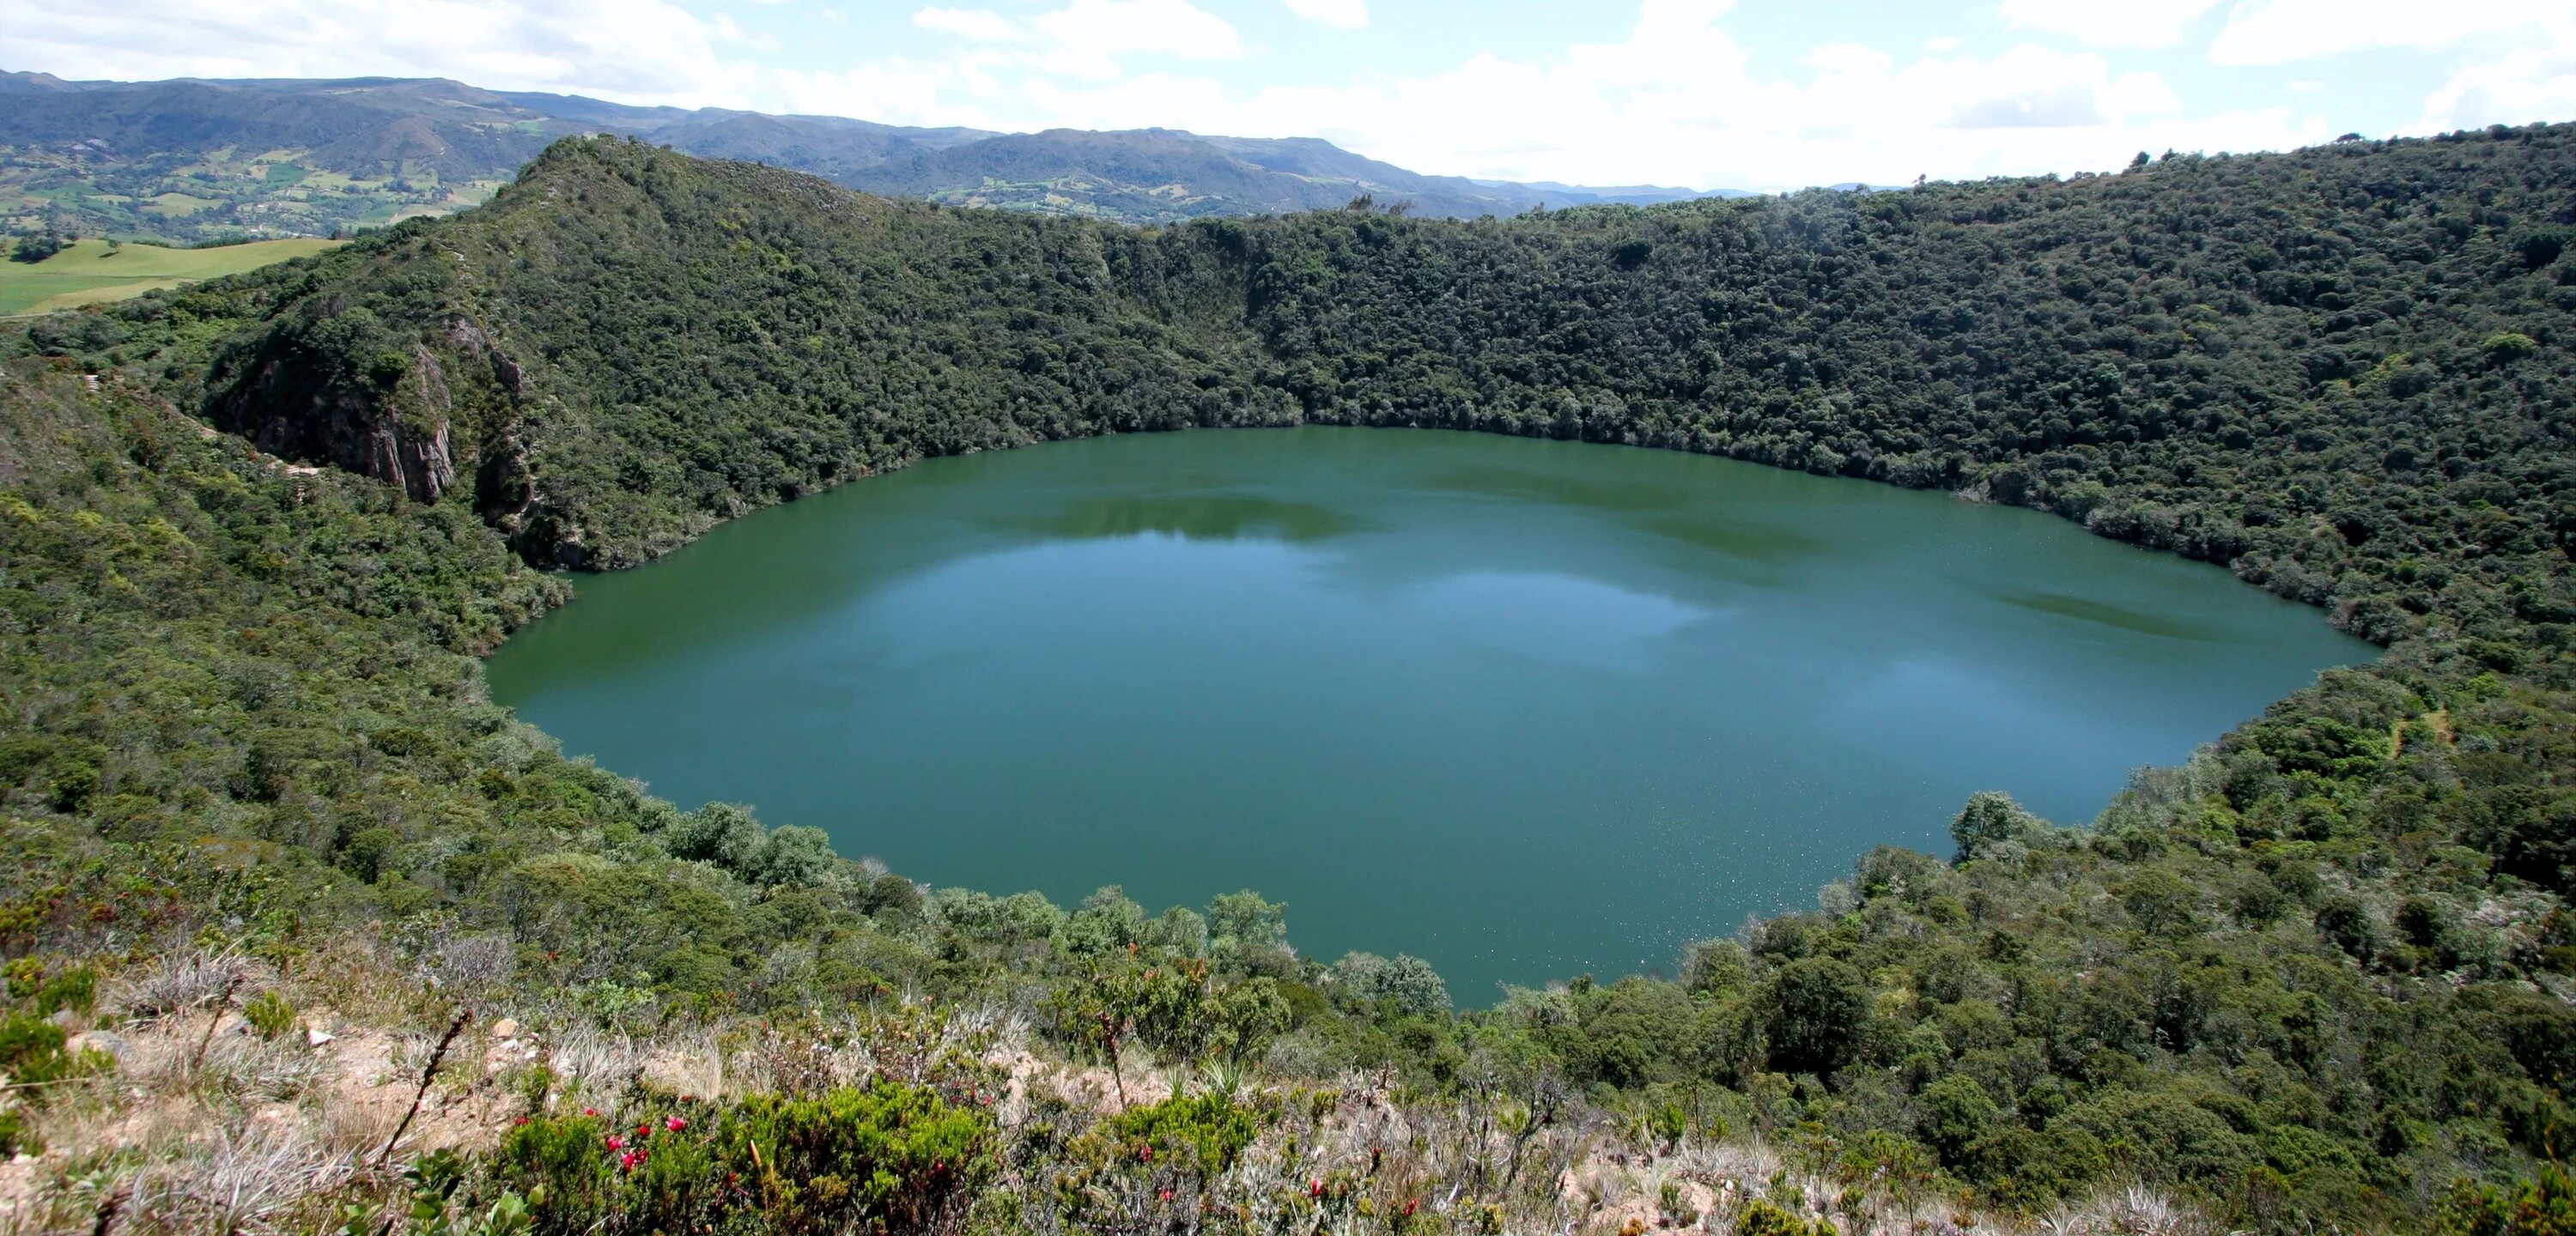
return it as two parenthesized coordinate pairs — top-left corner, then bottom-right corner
(618, 1151), (640, 1172)
(582, 1107), (598, 1118)
(1402, 1200), (1419, 1216)
(1159, 1190), (1173, 1202)
(665, 1116), (687, 1132)
(1309, 1179), (1324, 1198)
(605, 1135), (624, 1150)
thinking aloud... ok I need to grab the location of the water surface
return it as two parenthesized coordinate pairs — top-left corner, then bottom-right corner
(487, 428), (2372, 999)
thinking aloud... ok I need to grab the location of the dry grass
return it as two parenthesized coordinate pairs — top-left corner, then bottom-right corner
(3, 936), (2223, 1236)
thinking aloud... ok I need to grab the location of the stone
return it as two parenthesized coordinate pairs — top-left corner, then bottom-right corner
(489, 1017), (521, 1040)
(66, 1030), (130, 1069)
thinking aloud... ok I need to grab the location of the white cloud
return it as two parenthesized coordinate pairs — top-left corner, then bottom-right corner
(1284, 0), (1367, 30)
(1998, 0), (2221, 50)
(2407, 40), (2576, 135)
(913, 7), (1027, 44)
(923, 7), (2292, 191)
(0, 0), (2368, 194)
(2208, 0), (2566, 65)
(1030, 0), (1242, 61)
(0, 0), (759, 107)
(900, 0), (1238, 88)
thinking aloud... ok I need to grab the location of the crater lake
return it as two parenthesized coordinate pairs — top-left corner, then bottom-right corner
(484, 427), (2375, 1000)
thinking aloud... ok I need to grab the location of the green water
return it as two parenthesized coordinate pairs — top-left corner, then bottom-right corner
(485, 428), (2372, 999)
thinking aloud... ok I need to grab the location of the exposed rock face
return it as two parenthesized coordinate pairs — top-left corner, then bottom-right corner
(217, 346), (453, 502)
(211, 312), (528, 507)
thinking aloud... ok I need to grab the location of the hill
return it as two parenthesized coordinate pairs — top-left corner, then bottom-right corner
(0, 70), (1742, 242)
(0, 235), (340, 316)
(4, 125), (2576, 1232)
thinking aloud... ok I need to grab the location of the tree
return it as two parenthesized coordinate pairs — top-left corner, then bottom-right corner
(1063, 886), (1146, 956)
(1334, 951), (1450, 1018)
(750, 825), (834, 887)
(1762, 956), (1868, 1075)
(9, 231), (64, 264)
(1917, 1074), (2000, 1161)
(667, 802), (763, 871)
(1950, 791), (2044, 863)
(1206, 889), (1288, 957)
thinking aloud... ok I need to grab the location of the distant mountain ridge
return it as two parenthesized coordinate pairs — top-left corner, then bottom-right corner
(0, 70), (1751, 241)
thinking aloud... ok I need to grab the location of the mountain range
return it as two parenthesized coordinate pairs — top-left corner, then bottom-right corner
(0, 70), (1749, 242)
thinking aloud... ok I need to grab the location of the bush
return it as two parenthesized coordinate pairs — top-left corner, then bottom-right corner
(1762, 957), (1868, 1075)
(1333, 951), (1449, 1017)
(494, 1082), (993, 1235)
(1915, 1074), (1998, 1162)
(2439, 1163), (2576, 1235)
(243, 990), (297, 1040)
(1950, 792), (2044, 862)
(1735, 1197), (1838, 1236)
(1098, 1092), (1261, 1177)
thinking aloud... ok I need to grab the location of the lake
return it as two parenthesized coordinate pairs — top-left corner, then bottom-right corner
(484, 427), (2373, 1000)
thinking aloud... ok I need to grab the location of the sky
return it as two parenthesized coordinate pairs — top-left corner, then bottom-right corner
(8, 0), (2576, 191)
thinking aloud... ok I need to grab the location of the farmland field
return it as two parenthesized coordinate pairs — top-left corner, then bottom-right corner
(0, 236), (341, 315)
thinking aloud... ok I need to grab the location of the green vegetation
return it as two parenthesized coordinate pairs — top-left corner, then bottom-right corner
(0, 236), (341, 316)
(5, 121), (2576, 1232)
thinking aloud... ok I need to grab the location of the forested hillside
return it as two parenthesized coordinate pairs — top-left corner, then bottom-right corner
(4, 124), (2576, 1233)
(0, 71), (1701, 244)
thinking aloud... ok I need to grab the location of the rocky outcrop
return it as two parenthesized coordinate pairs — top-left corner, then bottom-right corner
(210, 312), (530, 506)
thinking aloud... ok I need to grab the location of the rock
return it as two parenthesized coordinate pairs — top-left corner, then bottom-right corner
(306, 1026), (336, 1047)
(66, 1030), (130, 1068)
(489, 1017), (521, 1041)
(46, 1009), (73, 1028)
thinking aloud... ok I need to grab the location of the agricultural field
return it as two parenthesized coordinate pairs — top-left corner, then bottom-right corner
(0, 142), (498, 244)
(0, 236), (341, 315)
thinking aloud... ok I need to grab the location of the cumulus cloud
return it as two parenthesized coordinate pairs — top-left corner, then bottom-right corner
(1996, 0), (2221, 51)
(0, 0), (2372, 192)
(902, 0), (1239, 88)
(944, 7), (2266, 190)
(2407, 41), (2576, 136)
(1283, 0), (1368, 30)
(912, 7), (1027, 44)
(2207, 0), (2567, 65)
(0, 0), (756, 106)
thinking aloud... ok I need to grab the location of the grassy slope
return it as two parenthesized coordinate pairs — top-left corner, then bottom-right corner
(0, 238), (341, 316)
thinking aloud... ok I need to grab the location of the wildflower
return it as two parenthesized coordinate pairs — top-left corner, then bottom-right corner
(665, 1116), (687, 1132)
(582, 1107), (598, 1118)
(1139, 1145), (1153, 1161)
(619, 1151), (640, 1172)
(1159, 1190), (1173, 1202)
(1309, 1179), (1324, 1198)
(1402, 1200), (1419, 1217)
(605, 1135), (624, 1150)
(513, 1117), (530, 1126)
